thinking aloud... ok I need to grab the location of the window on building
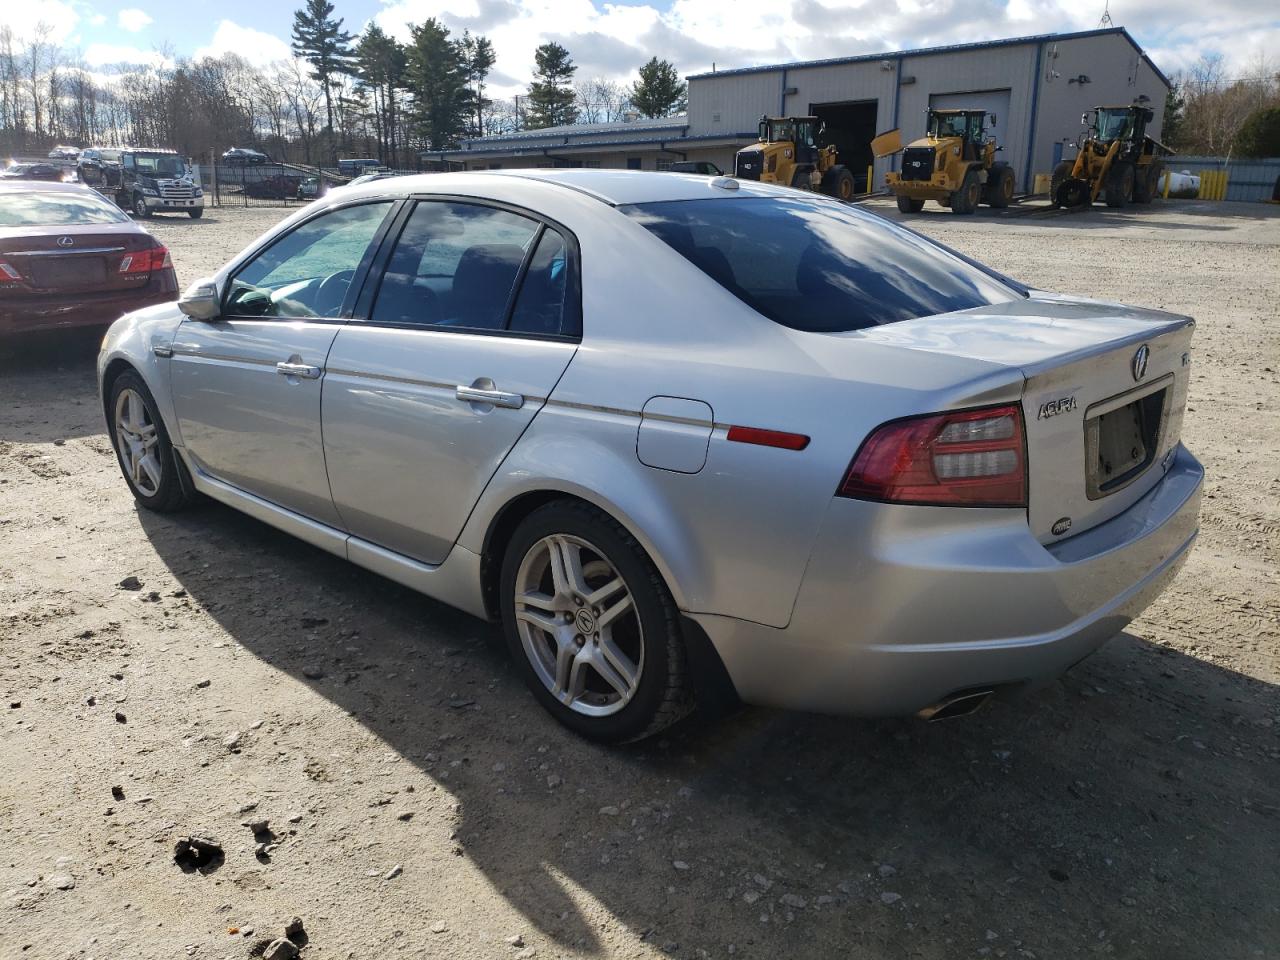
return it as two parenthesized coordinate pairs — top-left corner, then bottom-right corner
(626, 157), (642, 170)
(656, 159), (673, 171)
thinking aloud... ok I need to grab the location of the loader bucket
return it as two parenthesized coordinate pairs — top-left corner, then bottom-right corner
(1054, 177), (1092, 209)
(871, 129), (903, 158)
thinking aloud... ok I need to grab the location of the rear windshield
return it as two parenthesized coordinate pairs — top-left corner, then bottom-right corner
(0, 191), (129, 227)
(622, 197), (1021, 332)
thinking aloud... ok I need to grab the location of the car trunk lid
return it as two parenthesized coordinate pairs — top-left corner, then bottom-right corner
(853, 293), (1194, 541)
(0, 223), (160, 296)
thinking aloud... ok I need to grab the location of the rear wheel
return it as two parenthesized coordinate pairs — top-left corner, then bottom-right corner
(1105, 161), (1134, 208)
(500, 500), (692, 743)
(132, 193), (152, 219)
(107, 371), (194, 512)
(821, 165), (856, 201)
(896, 195), (925, 213)
(984, 166), (1014, 207)
(950, 170), (980, 214)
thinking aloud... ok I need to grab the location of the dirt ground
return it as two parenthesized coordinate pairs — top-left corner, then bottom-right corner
(1, 198), (1277, 960)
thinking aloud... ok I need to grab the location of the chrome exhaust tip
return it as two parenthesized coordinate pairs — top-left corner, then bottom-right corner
(917, 689), (993, 722)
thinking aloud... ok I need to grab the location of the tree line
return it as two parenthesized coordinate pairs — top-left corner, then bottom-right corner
(0, 0), (688, 166)
(1162, 53), (1280, 158)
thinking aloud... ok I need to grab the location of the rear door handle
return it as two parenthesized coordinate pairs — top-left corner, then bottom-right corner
(276, 361), (321, 380)
(456, 384), (524, 409)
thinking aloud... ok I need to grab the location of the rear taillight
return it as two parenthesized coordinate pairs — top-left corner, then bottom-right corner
(119, 245), (171, 274)
(0, 261), (22, 282)
(838, 404), (1026, 507)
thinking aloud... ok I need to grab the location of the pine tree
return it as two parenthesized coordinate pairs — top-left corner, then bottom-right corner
(629, 57), (686, 119)
(526, 42), (577, 129)
(290, 0), (354, 135)
(356, 24), (406, 163)
(403, 18), (473, 150)
(459, 32), (496, 138)
(1161, 76), (1186, 149)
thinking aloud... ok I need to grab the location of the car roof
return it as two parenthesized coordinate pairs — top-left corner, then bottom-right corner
(347, 169), (796, 207)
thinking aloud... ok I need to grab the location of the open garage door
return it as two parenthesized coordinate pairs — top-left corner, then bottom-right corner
(929, 89), (1011, 152)
(810, 100), (878, 192)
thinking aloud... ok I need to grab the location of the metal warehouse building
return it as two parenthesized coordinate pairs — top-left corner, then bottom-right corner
(430, 26), (1170, 193)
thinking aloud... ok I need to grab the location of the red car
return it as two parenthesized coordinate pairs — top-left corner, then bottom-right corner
(0, 181), (177, 335)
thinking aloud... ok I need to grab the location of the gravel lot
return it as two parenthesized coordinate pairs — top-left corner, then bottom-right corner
(2, 198), (1277, 960)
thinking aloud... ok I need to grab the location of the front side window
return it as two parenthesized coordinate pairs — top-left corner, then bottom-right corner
(622, 196), (1022, 332)
(370, 200), (575, 336)
(225, 201), (393, 319)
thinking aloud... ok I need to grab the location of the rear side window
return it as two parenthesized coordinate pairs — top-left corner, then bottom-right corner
(621, 197), (1021, 332)
(370, 200), (577, 336)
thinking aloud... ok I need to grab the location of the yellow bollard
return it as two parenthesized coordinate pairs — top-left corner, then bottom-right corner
(867, 164), (874, 195)
(1163, 169), (1171, 199)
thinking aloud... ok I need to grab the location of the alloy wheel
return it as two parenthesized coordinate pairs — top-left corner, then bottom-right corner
(513, 534), (644, 717)
(114, 388), (163, 496)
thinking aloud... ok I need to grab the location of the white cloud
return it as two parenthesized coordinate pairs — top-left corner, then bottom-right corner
(82, 43), (171, 68)
(4, 0), (81, 45)
(118, 8), (154, 33)
(369, 0), (1280, 99)
(194, 19), (295, 64)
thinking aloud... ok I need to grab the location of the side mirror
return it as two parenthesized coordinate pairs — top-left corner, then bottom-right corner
(1081, 112), (1090, 126)
(178, 278), (221, 321)
(989, 113), (997, 127)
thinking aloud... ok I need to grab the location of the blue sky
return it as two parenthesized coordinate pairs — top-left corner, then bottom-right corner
(13, 0), (1280, 97)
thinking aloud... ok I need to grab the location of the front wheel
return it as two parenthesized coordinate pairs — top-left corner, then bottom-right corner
(188, 207), (203, 219)
(1105, 162), (1134, 208)
(985, 167), (1014, 207)
(132, 193), (152, 218)
(821, 166), (855, 201)
(1050, 161), (1073, 208)
(896, 195), (925, 213)
(108, 371), (194, 512)
(500, 501), (692, 743)
(950, 170), (980, 214)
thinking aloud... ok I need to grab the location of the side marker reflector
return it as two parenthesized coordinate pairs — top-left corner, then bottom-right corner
(726, 426), (810, 451)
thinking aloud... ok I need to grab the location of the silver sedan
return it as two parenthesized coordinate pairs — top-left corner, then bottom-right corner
(98, 170), (1203, 742)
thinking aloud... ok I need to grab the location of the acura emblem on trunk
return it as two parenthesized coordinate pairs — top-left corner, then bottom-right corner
(56, 236), (74, 247)
(1131, 344), (1150, 381)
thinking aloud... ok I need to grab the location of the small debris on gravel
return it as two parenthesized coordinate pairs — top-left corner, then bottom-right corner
(397, 811), (413, 821)
(245, 817), (270, 834)
(431, 922), (448, 934)
(780, 893), (807, 909)
(49, 874), (75, 890)
(113, 711), (126, 723)
(8, 701), (19, 709)
(111, 786), (124, 801)
(384, 863), (402, 880)
(506, 934), (525, 948)
(673, 860), (690, 871)
(117, 576), (143, 591)
(880, 892), (902, 905)
(1048, 869), (1070, 883)
(284, 917), (305, 938)
(173, 835), (224, 873)
(195, 678), (211, 689)
(301, 665), (325, 679)
(223, 730), (243, 750)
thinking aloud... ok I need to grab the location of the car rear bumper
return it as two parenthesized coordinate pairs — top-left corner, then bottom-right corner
(1, 285), (177, 335)
(692, 444), (1203, 716)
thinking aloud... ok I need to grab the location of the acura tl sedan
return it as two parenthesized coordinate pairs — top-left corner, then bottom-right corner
(2, 181), (177, 336)
(97, 170), (1202, 742)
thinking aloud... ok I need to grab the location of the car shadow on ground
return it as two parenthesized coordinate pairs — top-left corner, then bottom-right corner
(0, 330), (105, 442)
(135, 500), (1280, 958)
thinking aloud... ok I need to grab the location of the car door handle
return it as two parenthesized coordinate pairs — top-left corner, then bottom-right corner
(456, 384), (524, 409)
(276, 361), (321, 380)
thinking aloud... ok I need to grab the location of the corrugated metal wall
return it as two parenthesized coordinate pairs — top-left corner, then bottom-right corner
(1164, 156), (1280, 202)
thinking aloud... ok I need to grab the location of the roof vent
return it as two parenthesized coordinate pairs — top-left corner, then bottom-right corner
(711, 176), (739, 191)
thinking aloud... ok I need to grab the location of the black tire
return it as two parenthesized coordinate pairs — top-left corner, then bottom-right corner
(1131, 162), (1159, 204)
(1050, 160), (1073, 207)
(984, 166), (1014, 208)
(821, 165), (856, 201)
(107, 370), (195, 513)
(188, 207), (204, 219)
(500, 500), (692, 743)
(896, 195), (925, 213)
(132, 193), (152, 218)
(1105, 161), (1134, 208)
(950, 169), (980, 214)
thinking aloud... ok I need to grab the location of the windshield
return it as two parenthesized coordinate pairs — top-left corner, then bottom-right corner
(929, 113), (973, 139)
(0, 191), (129, 226)
(1096, 109), (1135, 141)
(131, 154), (186, 177)
(622, 197), (1022, 332)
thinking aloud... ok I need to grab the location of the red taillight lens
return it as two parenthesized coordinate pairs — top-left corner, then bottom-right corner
(0, 261), (22, 282)
(119, 245), (171, 274)
(726, 425), (810, 450)
(838, 404), (1027, 507)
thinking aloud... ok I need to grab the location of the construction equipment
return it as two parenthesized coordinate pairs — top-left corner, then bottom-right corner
(877, 109), (1015, 214)
(734, 116), (856, 200)
(1051, 104), (1171, 209)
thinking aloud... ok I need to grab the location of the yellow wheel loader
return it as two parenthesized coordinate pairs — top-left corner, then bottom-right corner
(876, 109), (1015, 214)
(1051, 104), (1171, 209)
(733, 116), (857, 200)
